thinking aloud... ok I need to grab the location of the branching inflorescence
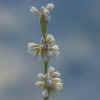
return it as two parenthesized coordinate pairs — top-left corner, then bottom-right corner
(27, 3), (63, 100)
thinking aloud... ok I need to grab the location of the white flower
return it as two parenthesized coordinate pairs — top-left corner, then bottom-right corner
(56, 84), (63, 90)
(35, 67), (63, 92)
(48, 66), (55, 73)
(37, 73), (46, 80)
(40, 6), (50, 21)
(30, 3), (54, 21)
(56, 83), (63, 87)
(51, 45), (60, 56)
(42, 89), (48, 98)
(28, 42), (39, 49)
(55, 82), (64, 90)
(30, 7), (40, 14)
(52, 78), (61, 82)
(40, 6), (50, 15)
(52, 45), (59, 51)
(47, 80), (53, 86)
(53, 72), (61, 77)
(35, 81), (45, 86)
(48, 44), (60, 56)
(46, 34), (55, 44)
(46, 3), (54, 11)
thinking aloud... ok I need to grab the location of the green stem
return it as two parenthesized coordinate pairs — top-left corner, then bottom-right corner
(44, 97), (49, 100)
(43, 59), (49, 100)
(44, 60), (48, 74)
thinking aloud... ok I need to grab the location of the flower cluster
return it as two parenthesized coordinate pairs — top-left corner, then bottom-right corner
(30, 3), (54, 21)
(27, 34), (60, 56)
(35, 66), (63, 97)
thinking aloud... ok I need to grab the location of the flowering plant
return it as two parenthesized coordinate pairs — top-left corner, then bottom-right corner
(28, 3), (63, 100)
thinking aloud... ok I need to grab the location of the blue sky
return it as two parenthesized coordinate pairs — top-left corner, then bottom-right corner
(0, 0), (100, 100)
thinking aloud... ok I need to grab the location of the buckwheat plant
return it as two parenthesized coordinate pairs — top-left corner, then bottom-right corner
(28, 3), (63, 100)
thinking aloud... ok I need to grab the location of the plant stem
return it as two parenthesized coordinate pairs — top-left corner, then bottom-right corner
(44, 97), (49, 100)
(43, 59), (49, 100)
(44, 59), (48, 74)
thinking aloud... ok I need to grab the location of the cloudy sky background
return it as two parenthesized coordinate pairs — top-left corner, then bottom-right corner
(0, 0), (100, 100)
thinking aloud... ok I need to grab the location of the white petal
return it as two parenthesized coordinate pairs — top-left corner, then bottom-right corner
(53, 78), (61, 82)
(37, 73), (46, 80)
(35, 81), (45, 86)
(40, 6), (50, 21)
(56, 85), (63, 91)
(47, 80), (53, 86)
(30, 7), (39, 14)
(48, 66), (55, 72)
(53, 72), (61, 77)
(52, 45), (59, 50)
(42, 89), (48, 97)
(47, 34), (55, 43)
(46, 3), (54, 11)
(27, 42), (38, 48)
(49, 50), (60, 56)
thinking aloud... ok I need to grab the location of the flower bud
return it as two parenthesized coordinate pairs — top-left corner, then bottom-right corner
(40, 15), (48, 39)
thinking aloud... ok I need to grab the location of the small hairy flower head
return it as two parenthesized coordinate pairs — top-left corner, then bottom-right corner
(46, 34), (55, 44)
(35, 66), (63, 91)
